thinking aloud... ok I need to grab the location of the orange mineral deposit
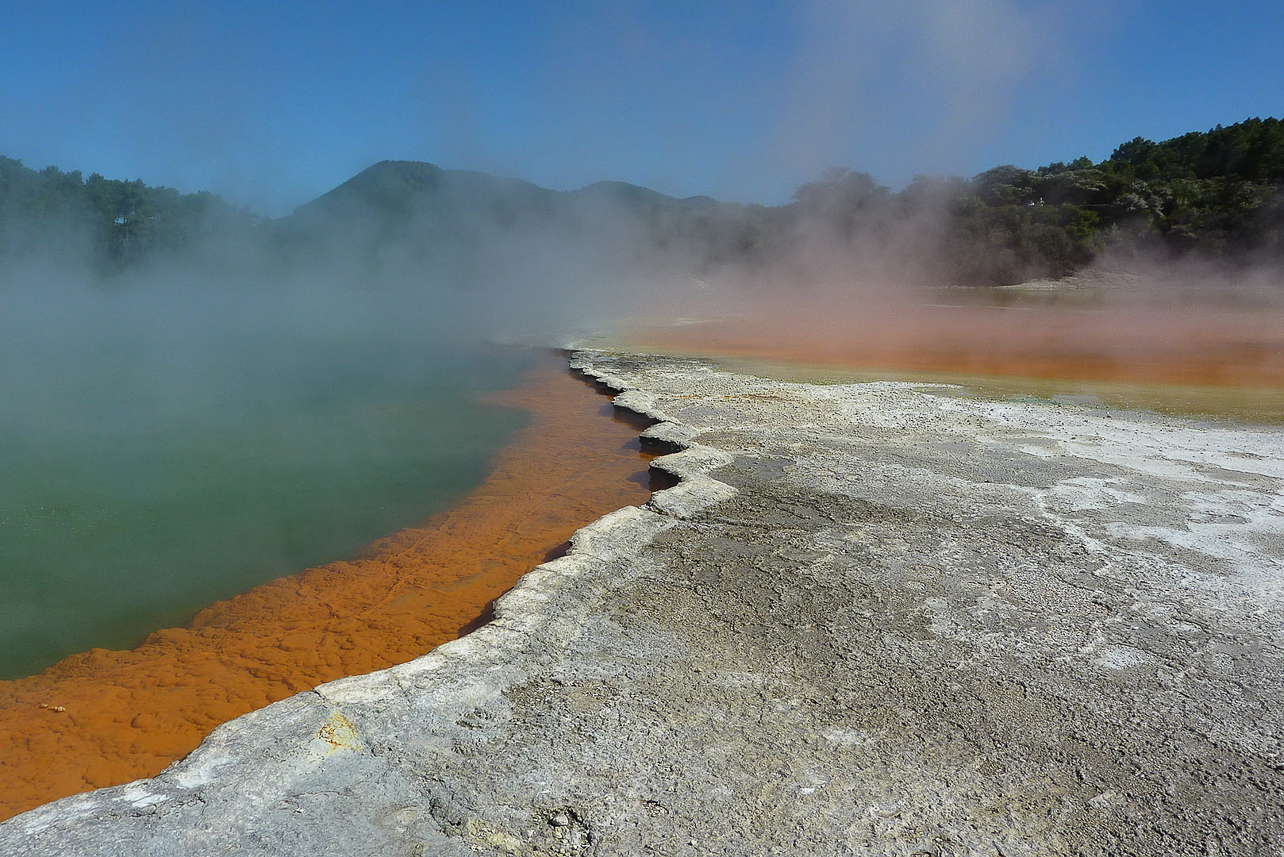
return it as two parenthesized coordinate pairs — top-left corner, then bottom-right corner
(0, 352), (660, 821)
(633, 303), (1284, 389)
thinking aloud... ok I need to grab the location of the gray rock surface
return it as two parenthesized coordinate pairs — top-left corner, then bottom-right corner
(4, 350), (1283, 856)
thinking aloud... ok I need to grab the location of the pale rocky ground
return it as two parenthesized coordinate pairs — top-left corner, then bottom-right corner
(3, 350), (1282, 856)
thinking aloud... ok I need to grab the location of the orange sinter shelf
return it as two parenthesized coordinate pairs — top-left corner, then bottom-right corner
(634, 304), (1284, 389)
(0, 353), (661, 821)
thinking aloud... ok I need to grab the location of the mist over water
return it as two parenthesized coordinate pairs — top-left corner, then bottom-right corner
(0, 266), (547, 679)
(3, 141), (1282, 678)
(4, 4), (1284, 830)
(0, 158), (728, 678)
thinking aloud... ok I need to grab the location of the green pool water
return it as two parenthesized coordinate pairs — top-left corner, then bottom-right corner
(0, 285), (536, 679)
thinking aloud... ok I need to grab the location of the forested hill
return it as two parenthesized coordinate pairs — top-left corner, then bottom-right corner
(0, 157), (258, 273)
(940, 116), (1284, 281)
(753, 117), (1284, 285)
(1107, 117), (1284, 183)
(2, 117), (1282, 286)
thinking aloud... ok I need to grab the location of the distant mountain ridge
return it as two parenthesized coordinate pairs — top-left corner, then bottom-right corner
(288, 160), (741, 230)
(294, 161), (552, 218)
(271, 159), (760, 286)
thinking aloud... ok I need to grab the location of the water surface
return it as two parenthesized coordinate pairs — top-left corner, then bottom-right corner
(0, 283), (534, 679)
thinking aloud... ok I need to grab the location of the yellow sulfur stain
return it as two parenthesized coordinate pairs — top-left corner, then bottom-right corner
(315, 712), (361, 755)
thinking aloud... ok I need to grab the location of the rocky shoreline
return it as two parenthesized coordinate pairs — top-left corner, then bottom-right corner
(3, 350), (1282, 855)
(0, 355), (656, 820)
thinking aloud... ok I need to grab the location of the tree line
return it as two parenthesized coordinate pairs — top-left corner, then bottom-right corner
(2, 117), (1281, 286)
(701, 117), (1284, 286)
(0, 156), (258, 274)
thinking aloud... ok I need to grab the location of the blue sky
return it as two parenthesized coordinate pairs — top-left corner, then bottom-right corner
(3, 0), (1281, 215)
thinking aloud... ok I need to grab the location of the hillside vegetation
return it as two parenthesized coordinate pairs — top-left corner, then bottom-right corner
(2, 117), (1281, 286)
(0, 157), (259, 274)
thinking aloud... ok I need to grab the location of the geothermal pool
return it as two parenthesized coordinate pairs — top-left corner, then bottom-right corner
(0, 338), (533, 679)
(4, 280), (1281, 823)
(0, 348), (661, 820)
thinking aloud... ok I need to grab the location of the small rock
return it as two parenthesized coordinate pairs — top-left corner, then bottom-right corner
(550, 812), (570, 827)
